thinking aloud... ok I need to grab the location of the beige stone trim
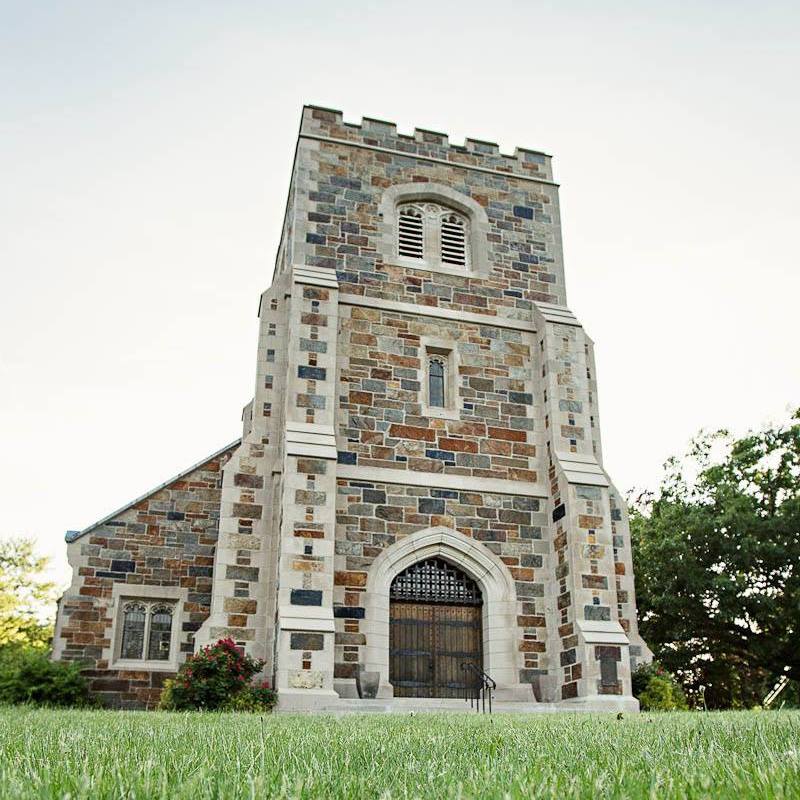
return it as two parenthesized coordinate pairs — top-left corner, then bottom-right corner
(336, 465), (546, 497)
(338, 293), (535, 333)
(361, 526), (530, 698)
(108, 584), (188, 673)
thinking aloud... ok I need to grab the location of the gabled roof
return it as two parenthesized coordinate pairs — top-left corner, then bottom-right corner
(65, 439), (241, 543)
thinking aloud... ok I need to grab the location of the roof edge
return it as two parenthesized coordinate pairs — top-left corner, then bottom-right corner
(65, 439), (242, 543)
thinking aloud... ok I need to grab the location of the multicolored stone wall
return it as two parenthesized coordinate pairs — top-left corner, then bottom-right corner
(286, 106), (565, 312)
(337, 307), (537, 480)
(333, 480), (551, 688)
(54, 447), (235, 708)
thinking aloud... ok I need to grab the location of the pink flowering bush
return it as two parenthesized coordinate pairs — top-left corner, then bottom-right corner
(159, 638), (273, 711)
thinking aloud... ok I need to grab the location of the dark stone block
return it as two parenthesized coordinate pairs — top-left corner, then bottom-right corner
(290, 632), (325, 651)
(560, 648), (577, 666)
(96, 571), (126, 580)
(561, 681), (578, 700)
(337, 451), (357, 465)
(225, 566), (259, 582)
(375, 505), (404, 522)
(298, 366), (327, 381)
(424, 449), (456, 463)
(333, 606), (365, 619)
(513, 205), (534, 219)
(189, 566), (213, 578)
(167, 511), (185, 521)
(418, 498), (445, 515)
(290, 589), (322, 606)
(552, 503), (566, 522)
(362, 490), (386, 504)
(432, 489), (459, 499)
(110, 560), (135, 573)
(584, 605), (611, 621)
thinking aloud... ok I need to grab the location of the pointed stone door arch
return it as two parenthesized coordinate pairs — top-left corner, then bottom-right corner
(360, 526), (530, 700)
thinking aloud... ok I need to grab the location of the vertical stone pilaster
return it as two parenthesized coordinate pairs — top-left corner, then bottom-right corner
(534, 303), (637, 707)
(274, 265), (341, 709)
(194, 279), (289, 672)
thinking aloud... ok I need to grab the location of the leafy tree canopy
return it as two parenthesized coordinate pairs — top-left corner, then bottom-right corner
(0, 538), (55, 649)
(630, 411), (799, 708)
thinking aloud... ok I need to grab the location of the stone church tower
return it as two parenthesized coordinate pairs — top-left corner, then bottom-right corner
(54, 106), (651, 711)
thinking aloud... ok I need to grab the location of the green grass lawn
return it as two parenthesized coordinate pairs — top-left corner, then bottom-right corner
(0, 707), (797, 799)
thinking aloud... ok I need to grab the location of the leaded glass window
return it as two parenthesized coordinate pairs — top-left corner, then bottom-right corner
(429, 357), (446, 408)
(118, 599), (176, 662)
(147, 606), (174, 661)
(120, 603), (146, 659)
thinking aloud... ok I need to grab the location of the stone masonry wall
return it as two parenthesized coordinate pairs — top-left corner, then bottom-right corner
(54, 447), (235, 708)
(285, 106), (566, 314)
(333, 480), (551, 690)
(337, 308), (536, 480)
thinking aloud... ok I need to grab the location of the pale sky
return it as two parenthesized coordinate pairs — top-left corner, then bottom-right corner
(1, 0), (798, 588)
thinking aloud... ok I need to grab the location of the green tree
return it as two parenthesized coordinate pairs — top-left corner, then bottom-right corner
(0, 538), (55, 649)
(630, 411), (800, 709)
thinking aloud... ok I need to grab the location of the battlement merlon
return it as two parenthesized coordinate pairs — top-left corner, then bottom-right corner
(300, 105), (556, 184)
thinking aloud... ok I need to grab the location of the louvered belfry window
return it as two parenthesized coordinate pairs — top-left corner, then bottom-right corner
(398, 205), (424, 259)
(397, 202), (470, 269)
(440, 213), (468, 267)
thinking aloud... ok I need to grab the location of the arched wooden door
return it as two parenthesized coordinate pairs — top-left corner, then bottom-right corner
(389, 557), (483, 698)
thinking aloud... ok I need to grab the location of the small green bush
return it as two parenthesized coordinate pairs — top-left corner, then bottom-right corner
(159, 638), (267, 711)
(0, 645), (91, 707)
(633, 661), (688, 711)
(223, 682), (277, 712)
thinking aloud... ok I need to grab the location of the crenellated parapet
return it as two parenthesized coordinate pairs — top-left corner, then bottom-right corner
(300, 106), (555, 185)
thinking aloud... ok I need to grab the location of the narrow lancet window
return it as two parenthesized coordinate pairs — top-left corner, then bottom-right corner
(429, 357), (446, 408)
(120, 603), (146, 660)
(147, 606), (174, 661)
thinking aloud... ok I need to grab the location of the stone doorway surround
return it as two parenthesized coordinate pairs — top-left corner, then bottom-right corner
(359, 526), (532, 702)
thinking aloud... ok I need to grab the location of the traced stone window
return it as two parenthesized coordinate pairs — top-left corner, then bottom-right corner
(147, 605), (174, 661)
(120, 602), (146, 659)
(397, 202), (470, 269)
(118, 600), (175, 663)
(428, 356), (446, 408)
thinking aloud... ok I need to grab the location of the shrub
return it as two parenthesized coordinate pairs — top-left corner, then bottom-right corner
(223, 682), (277, 712)
(0, 645), (91, 707)
(159, 638), (266, 711)
(633, 661), (688, 711)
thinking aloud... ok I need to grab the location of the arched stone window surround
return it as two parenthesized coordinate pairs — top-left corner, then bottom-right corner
(360, 526), (529, 699)
(377, 183), (491, 276)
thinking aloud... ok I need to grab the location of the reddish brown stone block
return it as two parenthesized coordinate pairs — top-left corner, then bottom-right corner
(438, 438), (478, 453)
(334, 571), (367, 587)
(389, 424), (435, 442)
(487, 427), (527, 442)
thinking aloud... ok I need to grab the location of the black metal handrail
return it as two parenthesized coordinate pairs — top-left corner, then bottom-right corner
(461, 662), (496, 714)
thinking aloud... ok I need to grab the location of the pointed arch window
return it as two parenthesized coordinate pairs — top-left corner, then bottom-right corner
(396, 202), (471, 270)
